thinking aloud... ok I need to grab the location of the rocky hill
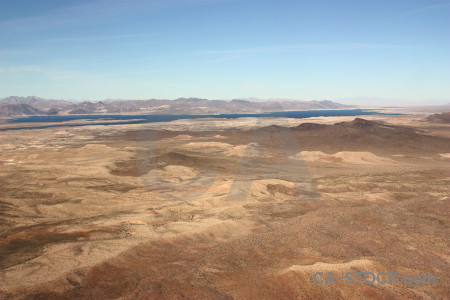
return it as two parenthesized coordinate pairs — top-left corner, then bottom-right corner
(245, 118), (450, 155)
(426, 112), (450, 123)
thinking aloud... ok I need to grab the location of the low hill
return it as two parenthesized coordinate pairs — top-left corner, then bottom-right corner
(426, 112), (450, 123)
(245, 118), (450, 155)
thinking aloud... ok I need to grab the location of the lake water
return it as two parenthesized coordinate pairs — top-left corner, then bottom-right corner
(2, 109), (393, 131)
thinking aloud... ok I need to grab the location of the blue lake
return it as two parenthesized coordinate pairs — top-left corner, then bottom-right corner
(2, 109), (394, 131)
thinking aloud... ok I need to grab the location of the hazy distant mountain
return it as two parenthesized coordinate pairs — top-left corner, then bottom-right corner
(0, 96), (356, 116)
(233, 98), (355, 110)
(0, 103), (45, 116)
(0, 96), (71, 110)
(67, 101), (108, 114)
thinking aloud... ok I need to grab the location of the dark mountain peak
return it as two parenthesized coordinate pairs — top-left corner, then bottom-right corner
(337, 118), (381, 127)
(259, 125), (288, 132)
(154, 152), (206, 167)
(295, 123), (329, 130)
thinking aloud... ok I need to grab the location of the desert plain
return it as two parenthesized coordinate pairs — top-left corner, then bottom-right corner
(0, 113), (449, 299)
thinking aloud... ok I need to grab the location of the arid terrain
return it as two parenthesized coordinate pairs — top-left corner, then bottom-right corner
(0, 113), (449, 299)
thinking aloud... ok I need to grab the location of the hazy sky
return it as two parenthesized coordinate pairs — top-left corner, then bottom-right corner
(0, 0), (449, 104)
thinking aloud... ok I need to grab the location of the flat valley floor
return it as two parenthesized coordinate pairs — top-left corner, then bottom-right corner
(0, 114), (449, 299)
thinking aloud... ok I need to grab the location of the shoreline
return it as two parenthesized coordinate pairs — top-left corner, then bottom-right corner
(0, 109), (395, 131)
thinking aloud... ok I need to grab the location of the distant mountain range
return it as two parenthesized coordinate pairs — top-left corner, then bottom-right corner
(0, 96), (356, 117)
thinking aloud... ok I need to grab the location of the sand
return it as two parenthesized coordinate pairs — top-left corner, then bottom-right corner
(296, 151), (398, 165)
(0, 114), (449, 299)
(157, 165), (198, 183)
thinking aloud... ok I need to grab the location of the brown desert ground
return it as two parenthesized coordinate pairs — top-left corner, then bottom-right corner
(0, 114), (449, 299)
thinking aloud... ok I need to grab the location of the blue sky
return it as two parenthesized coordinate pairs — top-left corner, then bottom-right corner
(0, 0), (449, 105)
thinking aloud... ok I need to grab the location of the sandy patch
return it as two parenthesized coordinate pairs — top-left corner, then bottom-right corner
(296, 151), (397, 165)
(365, 192), (394, 203)
(157, 165), (198, 184)
(248, 179), (298, 201)
(173, 134), (193, 139)
(225, 143), (265, 157)
(182, 142), (266, 157)
(184, 141), (233, 149)
(54, 130), (72, 136)
(281, 259), (375, 275)
(439, 153), (450, 158)
(123, 220), (147, 225)
(161, 134), (193, 142)
(82, 144), (111, 149)
(0, 143), (15, 150)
